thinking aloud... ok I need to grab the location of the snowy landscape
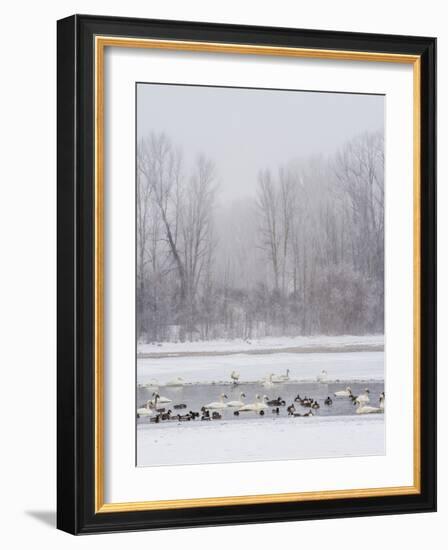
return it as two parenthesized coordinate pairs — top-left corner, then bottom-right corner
(135, 84), (385, 467)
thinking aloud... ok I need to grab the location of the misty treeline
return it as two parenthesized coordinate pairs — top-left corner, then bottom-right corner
(137, 131), (384, 343)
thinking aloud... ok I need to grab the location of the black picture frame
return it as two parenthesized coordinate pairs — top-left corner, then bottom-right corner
(57, 14), (436, 534)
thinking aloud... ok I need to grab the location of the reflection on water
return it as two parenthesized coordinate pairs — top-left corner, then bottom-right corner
(137, 380), (384, 424)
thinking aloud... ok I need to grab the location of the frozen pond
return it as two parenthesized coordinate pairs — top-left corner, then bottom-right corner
(137, 349), (384, 466)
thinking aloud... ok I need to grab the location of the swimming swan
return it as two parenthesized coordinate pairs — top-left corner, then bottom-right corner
(204, 393), (228, 409)
(137, 400), (155, 417)
(262, 374), (275, 387)
(334, 386), (352, 398)
(239, 394), (269, 413)
(356, 402), (383, 414)
(227, 392), (246, 407)
(354, 389), (370, 405)
(149, 392), (172, 405)
(272, 369), (290, 383)
(317, 370), (328, 383)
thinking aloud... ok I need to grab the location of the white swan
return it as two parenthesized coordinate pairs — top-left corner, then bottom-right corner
(239, 394), (269, 413)
(227, 392), (246, 407)
(204, 393), (228, 410)
(354, 389), (370, 405)
(149, 392), (172, 405)
(334, 386), (352, 398)
(165, 377), (185, 387)
(317, 370), (328, 383)
(271, 369), (290, 383)
(356, 402), (383, 414)
(262, 374), (274, 387)
(231, 370), (240, 384)
(137, 400), (155, 417)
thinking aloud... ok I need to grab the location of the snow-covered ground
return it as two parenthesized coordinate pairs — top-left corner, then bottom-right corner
(137, 414), (385, 466)
(138, 334), (384, 356)
(138, 350), (384, 385)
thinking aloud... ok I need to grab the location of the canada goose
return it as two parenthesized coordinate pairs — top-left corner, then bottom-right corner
(204, 393), (228, 409)
(230, 370), (240, 384)
(149, 415), (160, 423)
(334, 387), (352, 398)
(160, 410), (172, 420)
(227, 392), (246, 407)
(272, 407), (280, 414)
(287, 404), (296, 416)
(303, 410), (314, 417)
(212, 411), (222, 420)
(311, 401), (320, 409)
(173, 403), (187, 410)
(176, 413), (192, 422)
(324, 396), (333, 406)
(189, 411), (200, 419)
(379, 391), (385, 410)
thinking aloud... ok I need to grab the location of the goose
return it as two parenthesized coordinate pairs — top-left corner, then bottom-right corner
(227, 392), (246, 408)
(334, 386), (352, 398)
(303, 410), (314, 417)
(379, 391), (385, 410)
(173, 403), (187, 410)
(317, 370), (328, 383)
(355, 402), (382, 414)
(287, 404), (296, 416)
(272, 369), (290, 383)
(324, 396), (333, 406)
(212, 411), (222, 420)
(354, 389), (370, 405)
(230, 370), (240, 384)
(311, 400), (320, 409)
(165, 377), (185, 387)
(204, 393), (228, 410)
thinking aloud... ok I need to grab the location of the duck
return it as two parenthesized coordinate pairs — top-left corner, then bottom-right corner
(354, 389), (370, 405)
(227, 392), (246, 407)
(334, 386), (353, 398)
(271, 369), (290, 383)
(165, 377), (185, 387)
(204, 393), (228, 410)
(324, 396), (333, 406)
(266, 396), (286, 407)
(317, 370), (328, 383)
(230, 370), (240, 384)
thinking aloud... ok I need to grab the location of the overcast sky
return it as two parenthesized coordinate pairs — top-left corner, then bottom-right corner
(137, 83), (384, 204)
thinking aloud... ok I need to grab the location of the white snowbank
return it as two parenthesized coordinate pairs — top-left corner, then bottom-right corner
(138, 350), (384, 385)
(138, 334), (384, 356)
(137, 414), (385, 467)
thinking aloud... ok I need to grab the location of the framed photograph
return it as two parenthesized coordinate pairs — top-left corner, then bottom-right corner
(57, 14), (436, 534)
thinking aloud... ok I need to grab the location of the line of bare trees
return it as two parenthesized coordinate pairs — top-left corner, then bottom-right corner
(137, 131), (384, 342)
